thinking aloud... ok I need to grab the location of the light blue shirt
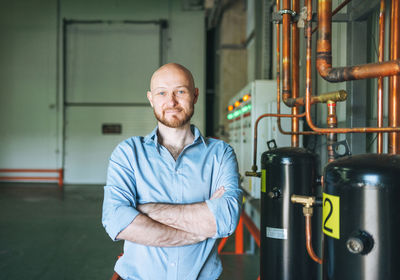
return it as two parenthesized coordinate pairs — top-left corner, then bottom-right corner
(102, 125), (242, 280)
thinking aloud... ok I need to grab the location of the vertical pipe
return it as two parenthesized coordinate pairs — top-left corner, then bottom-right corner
(291, 0), (300, 147)
(389, 0), (400, 154)
(305, 0), (313, 134)
(326, 101), (337, 162)
(277, 0), (282, 132)
(282, 0), (291, 101)
(377, 0), (385, 154)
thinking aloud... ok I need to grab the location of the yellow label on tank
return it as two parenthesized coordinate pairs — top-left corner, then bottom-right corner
(322, 193), (340, 239)
(261, 169), (266, 193)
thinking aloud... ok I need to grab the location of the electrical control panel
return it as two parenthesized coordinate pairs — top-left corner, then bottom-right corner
(227, 80), (303, 198)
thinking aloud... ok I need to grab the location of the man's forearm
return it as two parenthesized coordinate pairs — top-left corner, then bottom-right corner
(138, 202), (217, 237)
(116, 213), (206, 247)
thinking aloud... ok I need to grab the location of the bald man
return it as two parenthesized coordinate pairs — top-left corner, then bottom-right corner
(102, 63), (242, 280)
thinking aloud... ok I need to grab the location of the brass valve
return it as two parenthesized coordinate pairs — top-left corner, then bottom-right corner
(245, 165), (261, 177)
(245, 171), (261, 177)
(291, 194), (316, 217)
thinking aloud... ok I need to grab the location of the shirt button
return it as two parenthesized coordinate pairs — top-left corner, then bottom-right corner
(170, 262), (176, 267)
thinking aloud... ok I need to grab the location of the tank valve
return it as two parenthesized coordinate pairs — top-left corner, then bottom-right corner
(245, 165), (261, 177)
(291, 195), (316, 211)
(268, 187), (281, 199)
(346, 231), (374, 255)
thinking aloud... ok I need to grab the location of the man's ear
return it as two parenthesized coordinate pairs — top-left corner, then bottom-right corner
(193, 88), (199, 104)
(147, 91), (154, 107)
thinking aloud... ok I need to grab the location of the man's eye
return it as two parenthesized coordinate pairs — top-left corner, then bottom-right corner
(178, 90), (185, 94)
(158, 91), (165, 95)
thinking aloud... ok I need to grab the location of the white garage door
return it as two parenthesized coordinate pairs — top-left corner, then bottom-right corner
(64, 21), (162, 184)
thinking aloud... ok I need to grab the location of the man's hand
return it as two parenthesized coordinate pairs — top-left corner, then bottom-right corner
(211, 186), (225, 199)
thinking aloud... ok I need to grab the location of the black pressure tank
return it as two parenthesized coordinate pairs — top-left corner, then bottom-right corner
(323, 154), (400, 280)
(260, 147), (319, 280)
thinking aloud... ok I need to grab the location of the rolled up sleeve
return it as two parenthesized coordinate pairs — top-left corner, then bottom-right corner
(206, 145), (243, 238)
(102, 145), (139, 241)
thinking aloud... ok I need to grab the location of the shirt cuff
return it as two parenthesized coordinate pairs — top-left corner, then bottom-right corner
(104, 206), (140, 241)
(205, 198), (232, 239)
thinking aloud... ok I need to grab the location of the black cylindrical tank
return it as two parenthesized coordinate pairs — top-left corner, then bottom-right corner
(323, 154), (400, 280)
(260, 147), (319, 280)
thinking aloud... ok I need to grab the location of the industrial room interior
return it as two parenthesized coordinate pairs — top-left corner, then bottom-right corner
(1, 0), (400, 279)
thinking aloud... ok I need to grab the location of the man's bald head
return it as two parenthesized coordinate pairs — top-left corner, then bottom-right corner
(150, 63), (195, 92)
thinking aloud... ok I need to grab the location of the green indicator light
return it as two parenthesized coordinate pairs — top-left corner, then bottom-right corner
(227, 113), (233, 120)
(233, 111), (240, 117)
(242, 106), (249, 113)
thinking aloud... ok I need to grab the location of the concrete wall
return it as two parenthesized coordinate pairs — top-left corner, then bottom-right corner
(0, 0), (205, 181)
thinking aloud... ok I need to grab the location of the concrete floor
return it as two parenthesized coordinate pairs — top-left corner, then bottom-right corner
(0, 183), (259, 280)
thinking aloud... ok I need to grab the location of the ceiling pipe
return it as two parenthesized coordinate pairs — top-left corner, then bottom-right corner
(305, 0), (400, 134)
(317, 0), (400, 83)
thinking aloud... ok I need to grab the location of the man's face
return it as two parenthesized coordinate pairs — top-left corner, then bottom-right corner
(147, 67), (199, 128)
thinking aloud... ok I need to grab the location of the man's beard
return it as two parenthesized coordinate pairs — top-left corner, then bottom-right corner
(153, 106), (194, 128)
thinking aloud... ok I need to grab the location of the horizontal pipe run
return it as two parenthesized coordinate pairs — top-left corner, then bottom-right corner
(284, 90), (347, 107)
(251, 112), (317, 172)
(317, 0), (400, 82)
(305, 0), (400, 134)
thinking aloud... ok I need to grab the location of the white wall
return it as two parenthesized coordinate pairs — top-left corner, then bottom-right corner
(0, 0), (58, 169)
(0, 0), (205, 181)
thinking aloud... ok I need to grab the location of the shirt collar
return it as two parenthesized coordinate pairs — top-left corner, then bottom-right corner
(144, 124), (207, 149)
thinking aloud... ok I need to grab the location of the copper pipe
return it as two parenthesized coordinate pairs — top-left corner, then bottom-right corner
(317, 0), (400, 83)
(326, 101), (337, 162)
(282, 0), (291, 101)
(250, 112), (313, 172)
(305, 0), (400, 134)
(291, 0), (300, 147)
(312, 0), (352, 34)
(276, 91), (346, 136)
(276, 0), (283, 137)
(284, 90), (347, 107)
(275, 0), (319, 138)
(389, 0), (400, 154)
(377, 0), (385, 154)
(305, 215), (323, 264)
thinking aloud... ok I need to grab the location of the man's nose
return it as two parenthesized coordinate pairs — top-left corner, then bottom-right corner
(166, 92), (178, 106)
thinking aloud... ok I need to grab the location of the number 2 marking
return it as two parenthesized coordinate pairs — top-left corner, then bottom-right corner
(323, 198), (333, 233)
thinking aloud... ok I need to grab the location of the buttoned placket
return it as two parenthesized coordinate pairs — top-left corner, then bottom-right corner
(156, 137), (203, 280)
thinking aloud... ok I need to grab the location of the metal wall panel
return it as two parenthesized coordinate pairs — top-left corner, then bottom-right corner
(64, 22), (160, 183)
(64, 106), (155, 184)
